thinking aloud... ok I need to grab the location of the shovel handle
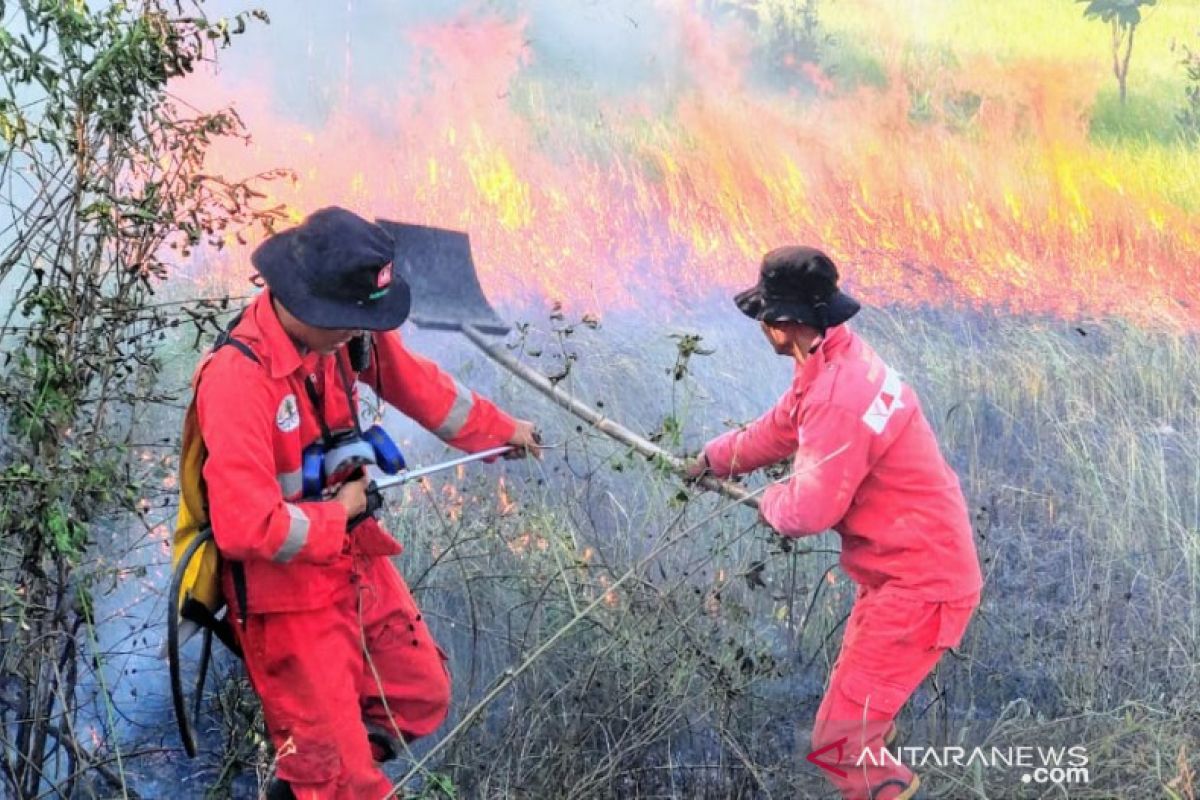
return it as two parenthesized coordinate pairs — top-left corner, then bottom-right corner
(461, 325), (760, 510)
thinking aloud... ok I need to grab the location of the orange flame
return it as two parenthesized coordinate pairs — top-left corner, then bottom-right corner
(497, 476), (517, 516)
(506, 530), (549, 555)
(597, 573), (620, 608)
(178, 11), (1199, 328)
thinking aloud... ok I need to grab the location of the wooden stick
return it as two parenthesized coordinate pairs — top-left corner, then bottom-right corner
(461, 324), (760, 510)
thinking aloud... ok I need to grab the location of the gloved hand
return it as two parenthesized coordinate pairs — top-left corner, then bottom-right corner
(346, 481), (383, 531)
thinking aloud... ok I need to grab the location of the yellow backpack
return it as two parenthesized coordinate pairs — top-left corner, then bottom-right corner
(167, 314), (257, 757)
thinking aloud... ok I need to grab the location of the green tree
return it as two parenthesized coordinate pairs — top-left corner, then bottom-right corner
(1077, 0), (1157, 104)
(0, 2), (281, 795)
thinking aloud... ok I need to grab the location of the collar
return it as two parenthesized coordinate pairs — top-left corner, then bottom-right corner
(792, 324), (853, 395)
(250, 291), (321, 380)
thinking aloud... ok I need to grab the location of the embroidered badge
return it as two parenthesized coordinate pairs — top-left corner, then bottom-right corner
(368, 263), (393, 301)
(276, 393), (301, 433)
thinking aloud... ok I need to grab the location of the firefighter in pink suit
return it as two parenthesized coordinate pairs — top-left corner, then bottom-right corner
(687, 246), (982, 800)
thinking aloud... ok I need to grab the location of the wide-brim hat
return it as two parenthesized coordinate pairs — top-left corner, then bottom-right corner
(251, 206), (410, 331)
(734, 245), (860, 329)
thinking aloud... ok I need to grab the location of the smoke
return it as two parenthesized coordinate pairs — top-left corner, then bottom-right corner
(182, 0), (1200, 326)
(202, 0), (723, 125)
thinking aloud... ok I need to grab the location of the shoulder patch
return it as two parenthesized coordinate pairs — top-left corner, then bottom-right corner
(861, 365), (905, 434)
(275, 394), (301, 433)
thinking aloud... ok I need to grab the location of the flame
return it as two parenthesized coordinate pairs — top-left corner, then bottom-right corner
(177, 7), (1200, 328)
(440, 482), (463, 521)
(497, 476), (517, 516)
(506, 530), (549, 555)
(597, 573), (620, 608)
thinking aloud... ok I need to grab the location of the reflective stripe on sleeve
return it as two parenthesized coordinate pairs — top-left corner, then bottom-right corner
(432, 380), (474, 440)
(273, 503), (310, 563)
(276, 468), (303, 499)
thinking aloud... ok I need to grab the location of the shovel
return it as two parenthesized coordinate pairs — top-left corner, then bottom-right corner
(377, 221), (759, 510)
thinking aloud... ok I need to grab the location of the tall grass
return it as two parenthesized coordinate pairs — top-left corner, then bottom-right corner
(301, 309), (1196, 798)
(118, 306), (1200, 798)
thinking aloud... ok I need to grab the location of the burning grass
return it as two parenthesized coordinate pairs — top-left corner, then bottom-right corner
(64, 2), (1200, 793)
(180, 0), (1200, 328)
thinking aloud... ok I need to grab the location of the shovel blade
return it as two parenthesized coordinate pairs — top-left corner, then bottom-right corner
(377, 221), (510, 335)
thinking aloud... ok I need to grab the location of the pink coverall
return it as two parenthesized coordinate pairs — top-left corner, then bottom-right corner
(703, 324), (983, 799)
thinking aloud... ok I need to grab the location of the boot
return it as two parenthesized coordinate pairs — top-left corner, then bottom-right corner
(263, 776), (296, 800)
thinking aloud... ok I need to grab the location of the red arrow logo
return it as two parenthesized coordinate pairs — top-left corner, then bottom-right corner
(807, 737), (849, 778)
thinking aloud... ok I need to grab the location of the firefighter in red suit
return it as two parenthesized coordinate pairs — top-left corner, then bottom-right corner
(194, 207), (540, 799)
(686, 247), (982, 800)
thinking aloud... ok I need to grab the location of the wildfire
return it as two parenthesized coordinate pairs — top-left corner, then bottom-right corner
(597, 573), (620, 608)
(496, 477), (517, 516)
(506, 530), (549, 555)
(440, 482), (464, 522)
(175, 6), (1199, 328)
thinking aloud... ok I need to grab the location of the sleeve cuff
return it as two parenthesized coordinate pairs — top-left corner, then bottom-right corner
(287, 499), (348, 564)
(702, 431), (737, 478)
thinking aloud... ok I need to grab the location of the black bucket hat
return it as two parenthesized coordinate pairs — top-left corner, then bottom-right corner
(251, 207), (411, 331)
(734, 246), (860, 329)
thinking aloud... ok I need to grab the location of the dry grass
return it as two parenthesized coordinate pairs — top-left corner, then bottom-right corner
(339, 309), (1199, 798)
(132, 307), (1200, 798)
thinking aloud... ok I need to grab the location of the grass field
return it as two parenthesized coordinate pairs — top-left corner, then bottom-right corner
(96, 1), (1200, 796)
(133, 305), (1195, 798)
(377, 309), (1200, 798)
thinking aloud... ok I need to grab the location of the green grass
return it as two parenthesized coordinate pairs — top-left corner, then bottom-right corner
(1089, 85), (1187, 146)
(825, 42), (890, 90)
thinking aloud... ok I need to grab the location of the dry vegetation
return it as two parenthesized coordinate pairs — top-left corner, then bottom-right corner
(150, 308), (1200, 799)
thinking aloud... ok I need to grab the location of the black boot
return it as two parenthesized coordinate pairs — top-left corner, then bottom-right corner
(367, 729), (400, 763)
(264, 776), (296, 800)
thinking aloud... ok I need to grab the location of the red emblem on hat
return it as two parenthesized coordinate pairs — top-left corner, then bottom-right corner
(376, 263), (392, 289)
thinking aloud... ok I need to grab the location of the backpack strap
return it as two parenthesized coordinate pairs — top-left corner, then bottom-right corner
(212, 309), (261, 365)
(208, 308), (259, 630)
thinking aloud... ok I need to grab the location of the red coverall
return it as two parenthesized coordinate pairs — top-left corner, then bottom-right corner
(195, 291), (516, 798)
(702, 324), (982, 800)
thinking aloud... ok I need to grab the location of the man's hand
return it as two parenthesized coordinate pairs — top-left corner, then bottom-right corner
(334, 474), (370, 519)
(505, 419), (543, 459)
(683, 451), (710, 481)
